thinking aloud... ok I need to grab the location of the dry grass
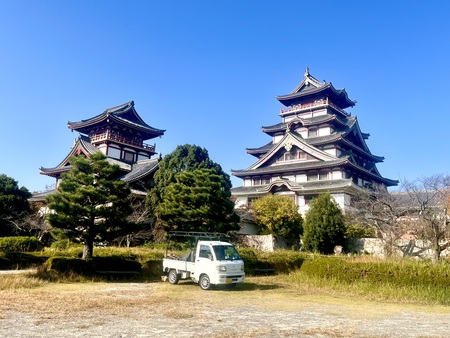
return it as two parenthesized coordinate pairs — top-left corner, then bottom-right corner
(2, 273), (450, 337)
(302, 326), (356, 337)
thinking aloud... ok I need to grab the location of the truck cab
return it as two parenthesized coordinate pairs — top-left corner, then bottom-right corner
(162, 232), (245, 290)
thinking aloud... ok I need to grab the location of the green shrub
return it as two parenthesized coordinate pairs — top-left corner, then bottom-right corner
(302, 193), (346, 254)
(45, 255), (142, 275)
(50, 239), (80, 250)
(345, 224), (376, 238)
(0, 236), (43, 253)
(141, 259), (163, 276)
(262, 250), (305, 272)
(93, 256), (141, 272)
(239, 248), (305, 275)
(299, 256), (450, 288)
(46, 257), (92, 274)
(0, 257), (12, 269)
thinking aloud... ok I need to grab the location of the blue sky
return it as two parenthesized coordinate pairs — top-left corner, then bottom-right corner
(1, 1), (449, 193)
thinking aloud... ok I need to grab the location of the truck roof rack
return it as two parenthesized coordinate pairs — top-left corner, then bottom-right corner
(168, 231), (231, 242)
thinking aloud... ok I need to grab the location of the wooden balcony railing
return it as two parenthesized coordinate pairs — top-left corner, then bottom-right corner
(279, 98), (350, 117)
(90, 131), (156, 152)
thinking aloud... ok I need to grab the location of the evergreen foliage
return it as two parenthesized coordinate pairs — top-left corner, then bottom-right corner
(46, 153), (132, 260)
(302, 193), (345, 254)
(0, 174), (31, 237)
(158, 168), (239, 232)
(147, 144), (239, 233)
(251, 194), (303, 245)
(0, 236), (43, 252)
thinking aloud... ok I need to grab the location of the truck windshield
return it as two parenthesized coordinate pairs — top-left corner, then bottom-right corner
(213, 245), (241, 261)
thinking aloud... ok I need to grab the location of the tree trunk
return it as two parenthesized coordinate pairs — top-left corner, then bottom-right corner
(82, 238), (94, 261)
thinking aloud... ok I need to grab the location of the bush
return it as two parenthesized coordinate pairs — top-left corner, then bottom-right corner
(45, 255), (142, 275)
(141, 259), (163, 277)
(93, 256), (141, 272)
(0, 236), (43, 253)
(299, 255), (450, 288)
(50, 239), (80, 250)
(0, 257), (12, 269)
(345, 224), (376, 238)
(239, 247), (305, 275)
(45, 257), (92, 274)
(302, 194), (346, 254)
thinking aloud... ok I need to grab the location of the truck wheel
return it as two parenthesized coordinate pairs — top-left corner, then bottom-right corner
(168, 269), (180, 284)
(199, 274), (211, 290)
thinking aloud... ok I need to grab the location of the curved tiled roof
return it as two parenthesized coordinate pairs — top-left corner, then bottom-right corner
(275, 69), (356, 109)
(67, 101), (165, 140)
(231, 178), (355, 195)
(261, 114), (350, 136)
(232, 158), (346, 177)
(120, 158), (159, 183)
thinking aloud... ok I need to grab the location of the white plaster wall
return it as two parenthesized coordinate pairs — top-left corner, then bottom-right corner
(296, 174), (307, 182)
(97, 145), (107, 155)
(299, 204), (310, 216)
(284, 116), (296, 122)
(332, 170), (342, 179)
(331, 193), (346, 210)
(234, 196), (248, 208)
(273, 135), (283, 143)
(283, 175), (295, 181)
(318, 126), (331, 136)
(312, 109), (326, 117)
(298, 130), (308, 138)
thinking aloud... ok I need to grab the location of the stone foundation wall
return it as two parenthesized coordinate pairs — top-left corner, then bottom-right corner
(345, 238), (450, 259)
(238, 234), (287, 252)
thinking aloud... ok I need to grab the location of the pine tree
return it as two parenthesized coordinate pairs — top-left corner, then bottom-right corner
(148, 144), (239, 233)
(46, 153), (132, 260)
(158, 168), (239, 232)
(0, 174), (31, 236)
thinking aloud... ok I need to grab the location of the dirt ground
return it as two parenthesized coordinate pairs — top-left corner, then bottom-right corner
(1, 275), (450, 338)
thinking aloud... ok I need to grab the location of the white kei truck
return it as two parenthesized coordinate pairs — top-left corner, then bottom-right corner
(162, 231), (245, 290)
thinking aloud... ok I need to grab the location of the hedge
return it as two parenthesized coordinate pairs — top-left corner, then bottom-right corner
(0, 236), (43, 253)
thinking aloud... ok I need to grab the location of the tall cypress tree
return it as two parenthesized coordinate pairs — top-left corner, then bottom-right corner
(302, 193), (345, 254)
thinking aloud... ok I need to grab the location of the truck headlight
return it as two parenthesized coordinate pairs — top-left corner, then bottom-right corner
(216, 265), (227, 272)
(241, 264), (245, 272)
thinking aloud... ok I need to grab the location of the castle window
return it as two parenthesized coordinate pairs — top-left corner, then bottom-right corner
(307, 173), (318, 181)
(124, 151), (134, 162)
(252, 178), (261, 185)
(298, 151), (307, 160)
(319, 172), (329, 180)
(247, 196), (260, 206)
(304, 195), (318, 205)
(262, 177), (271, 185)
(308, 128), (318, 137)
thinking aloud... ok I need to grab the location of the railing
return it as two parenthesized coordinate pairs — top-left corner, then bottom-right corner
(280, 99), (327, 115)
(90, 131), (156, 152)
(280, 98), (350, 117)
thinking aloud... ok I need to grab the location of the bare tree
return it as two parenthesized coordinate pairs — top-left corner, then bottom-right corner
(347, 184), (405, 257)
(114, 196), (155, 247)
(401, 174), (450, 262)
